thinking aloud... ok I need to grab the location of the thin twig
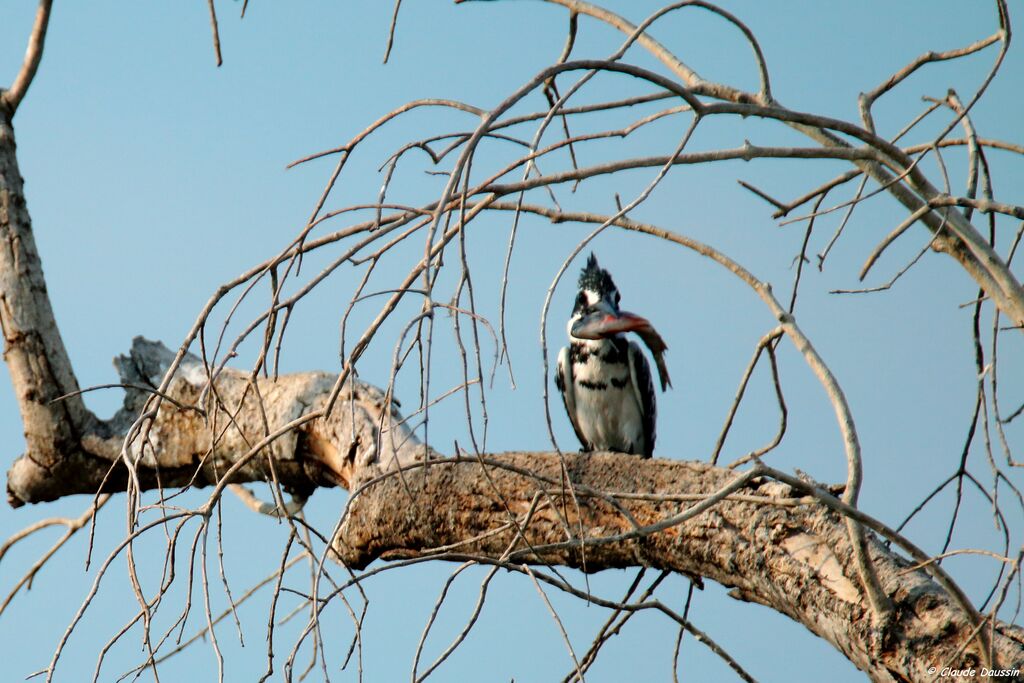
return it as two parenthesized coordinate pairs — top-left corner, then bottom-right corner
(206, 0), (223, 67)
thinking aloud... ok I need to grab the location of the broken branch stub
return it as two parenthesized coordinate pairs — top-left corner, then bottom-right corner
(6, 337), (429, 505)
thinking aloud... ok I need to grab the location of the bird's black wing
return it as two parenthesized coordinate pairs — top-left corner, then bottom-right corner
(556, 346), (590, 451)
(627, 341), (657, 458)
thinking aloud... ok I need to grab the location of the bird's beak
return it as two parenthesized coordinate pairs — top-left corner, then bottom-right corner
(571, 300), (653, 340)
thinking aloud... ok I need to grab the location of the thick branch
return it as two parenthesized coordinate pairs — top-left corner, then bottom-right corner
(0, 111), (100, 507)
(334, 453), (1024, 683)
(6, 337), (428, 505)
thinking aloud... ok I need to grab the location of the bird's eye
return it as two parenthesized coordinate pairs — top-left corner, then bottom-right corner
(614, 291), (621, 306)
(574, 292), (587, 310)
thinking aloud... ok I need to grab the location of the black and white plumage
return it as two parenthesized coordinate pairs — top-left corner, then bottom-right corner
(555, 254), (671, 458)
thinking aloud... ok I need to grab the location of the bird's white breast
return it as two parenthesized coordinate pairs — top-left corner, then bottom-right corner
(571, 338), (644, 453)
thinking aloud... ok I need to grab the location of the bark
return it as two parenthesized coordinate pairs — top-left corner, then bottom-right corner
(5, 335), (428, 505)
(0, 111), (102, 506)
(334, 453), (1024, 683)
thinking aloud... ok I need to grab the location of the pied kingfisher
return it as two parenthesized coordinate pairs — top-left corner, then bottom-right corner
(555, 254), (671, 458)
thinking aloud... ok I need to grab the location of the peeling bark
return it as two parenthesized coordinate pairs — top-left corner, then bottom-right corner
(334, 453), (1024, 682)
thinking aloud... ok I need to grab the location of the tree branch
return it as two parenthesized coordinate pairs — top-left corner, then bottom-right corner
(0, 103), (99, 507)
(1, 0), (53, 117)
(333, 452), (1024, 682)
(5, 337), (428, 506)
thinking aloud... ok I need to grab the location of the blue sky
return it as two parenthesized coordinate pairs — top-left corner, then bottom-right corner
(1, 1), (1022, 681)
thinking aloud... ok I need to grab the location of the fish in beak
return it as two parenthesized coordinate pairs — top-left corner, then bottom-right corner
(572, 299), (650, 339)
(571, 298), (672, 391)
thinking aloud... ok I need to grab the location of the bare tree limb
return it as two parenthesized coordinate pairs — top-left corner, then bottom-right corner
(333, 453), (1024, 681)
(0, 0), (53, 117)
(206, 0), (224, 67)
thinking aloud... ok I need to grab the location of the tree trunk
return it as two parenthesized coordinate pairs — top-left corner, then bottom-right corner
(334, 452), (1024, 683)
(0, 112), (106, 506)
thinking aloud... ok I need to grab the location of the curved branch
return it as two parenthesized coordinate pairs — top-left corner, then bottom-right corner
(0, 0), (52, 117)
(859, 30), (1002, 131)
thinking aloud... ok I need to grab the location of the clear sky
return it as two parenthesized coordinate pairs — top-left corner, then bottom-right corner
(1, 1), (1022, 681)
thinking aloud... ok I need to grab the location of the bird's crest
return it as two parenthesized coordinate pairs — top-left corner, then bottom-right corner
(578, 253), (617, 297)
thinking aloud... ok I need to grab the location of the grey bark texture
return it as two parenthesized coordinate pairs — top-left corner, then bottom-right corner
(0, 112), (104, 506)
(5, 334), (428, 505)
(334, 453), (1024, 682)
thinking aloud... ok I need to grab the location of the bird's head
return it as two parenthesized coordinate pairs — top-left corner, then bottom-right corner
(567, 253), (651, 341)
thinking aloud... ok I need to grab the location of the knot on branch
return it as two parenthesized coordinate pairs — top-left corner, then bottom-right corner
(740, 139), (756, 161)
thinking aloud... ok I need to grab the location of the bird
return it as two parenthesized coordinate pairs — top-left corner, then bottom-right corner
(555, 253), (671, 458)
